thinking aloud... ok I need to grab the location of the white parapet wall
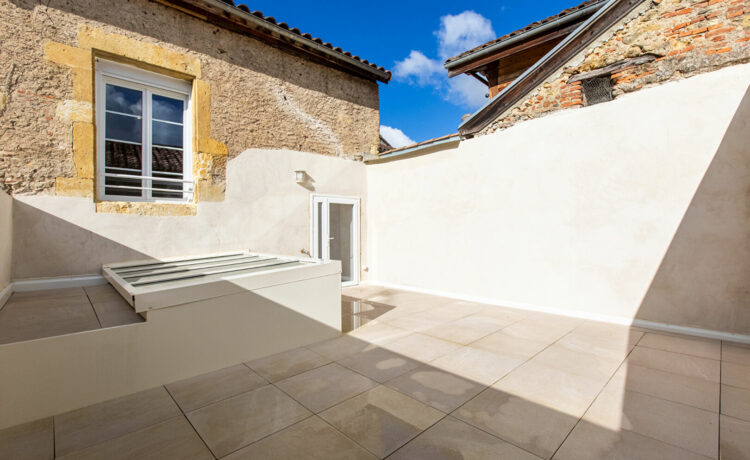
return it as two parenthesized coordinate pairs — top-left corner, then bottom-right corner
(0, 259), (341, 430)
(367, 63), (750, 336)
(0, 190), (11, 308)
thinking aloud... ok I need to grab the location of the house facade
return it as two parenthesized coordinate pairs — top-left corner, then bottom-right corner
(1, 0), (389, 282)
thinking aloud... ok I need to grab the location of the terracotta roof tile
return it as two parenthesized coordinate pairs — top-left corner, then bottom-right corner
(218, 0), (390, 76)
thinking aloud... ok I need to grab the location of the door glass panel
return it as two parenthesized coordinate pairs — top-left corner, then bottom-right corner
(316, 201), (323, 258)
(329, 203), (354, 282)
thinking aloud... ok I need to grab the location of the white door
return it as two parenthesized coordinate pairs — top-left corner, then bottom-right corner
(311, 195), (360, 286)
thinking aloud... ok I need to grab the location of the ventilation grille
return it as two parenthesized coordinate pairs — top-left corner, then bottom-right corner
(581, 77), (613, 106)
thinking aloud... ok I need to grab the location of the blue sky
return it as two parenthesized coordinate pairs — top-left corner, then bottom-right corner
(249, 1), (580, 146)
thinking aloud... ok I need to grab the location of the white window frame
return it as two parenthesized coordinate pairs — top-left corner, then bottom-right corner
(310, 194), (361, 286)
(95, 59), (194, 203)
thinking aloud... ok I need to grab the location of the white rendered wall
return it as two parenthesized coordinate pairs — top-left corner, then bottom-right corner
(367, 64), (750, 335)
(12, 149), (367, 280)
(0, 190), (11, 296)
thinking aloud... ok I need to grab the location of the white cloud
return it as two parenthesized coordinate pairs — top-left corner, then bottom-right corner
(446, 75), (489, 108)
(380, 125), (415, 148)
(393, 50), (444, 87)
(436, 11), (496, 60)
(393, 11), (495, 109)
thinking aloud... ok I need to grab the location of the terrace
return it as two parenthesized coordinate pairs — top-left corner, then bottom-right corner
(1, 285), (747, 459)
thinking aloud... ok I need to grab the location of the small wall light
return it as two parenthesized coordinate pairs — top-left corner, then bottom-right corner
(294, 170), (306, 184)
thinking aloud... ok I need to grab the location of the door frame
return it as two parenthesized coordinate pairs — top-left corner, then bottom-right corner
(310, 194), (361, 286)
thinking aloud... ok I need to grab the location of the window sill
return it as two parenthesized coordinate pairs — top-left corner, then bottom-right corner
(95, 201), (197, 216)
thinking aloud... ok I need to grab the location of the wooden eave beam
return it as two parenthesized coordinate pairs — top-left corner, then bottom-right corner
(447, 22), (582, 78)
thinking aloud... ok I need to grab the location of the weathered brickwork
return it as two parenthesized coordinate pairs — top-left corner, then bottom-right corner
(483, 0), (750, 134)
(0, 0), (380, 207)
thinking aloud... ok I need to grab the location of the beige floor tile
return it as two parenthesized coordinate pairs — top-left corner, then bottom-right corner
(224, 416), (377, 460)
(495, 321), (572, 345)
(308, 334), (379, 361)
(54, 386), (181, 457)
(471, 330), (550, 360)
(613, 363), (719, 412)
(454, 387), (579, 459)
(83, 284), (125, 303)
(319, 385), (444, 458)
(722, 384), (750, 422)
(628, 346), (720, 382)
(723, 362), (750, 390)
(276, 363), (378, 412)
(338, 346), (423, 383)
(246, 346), (330, 382)
(430, 346), (526, 385)
(530, 343), (622, 382)
(583, 382), (719, 459)
(187, 384), (310, 458)
(166, 364), (267, 412)
(379, 333), (460, 362)
(0, 296), (101, 344)
(58, 416), (212, 460)
(0, 417), (53, 460)
(478, 305), (530, 323)
(722, 343), (750, 367)
(569, 320), (637, 339)
(12, 287), (86, 300)
(91, 298), (144, 328)
(386, 365), (487, 413)
(555, 328), (639, 361)
(639, 332), (721, 360)
(343, 313), (379, 332)
(389, 415), (541, 460)
(720, 415), (750, 460)
(554, 420), (712, 460)
(492, 361), (607, 418)
(347, 322), (411, 342)
(385, 314), (446, 332)
(422, 314), (511, 345)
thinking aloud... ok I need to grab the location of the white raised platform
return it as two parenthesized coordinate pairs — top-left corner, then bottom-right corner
(0, 253), (342, 430)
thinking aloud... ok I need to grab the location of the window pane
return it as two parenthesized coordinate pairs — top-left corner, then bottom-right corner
(152, 94), (183, 123)
(105, 141), (142, 170)
(105, 84), (142, 115)
(106, 112), (142, 143)
(104, 137), (142, 197)
(152, 120), (183, 148)
(152, 147), (183, 173)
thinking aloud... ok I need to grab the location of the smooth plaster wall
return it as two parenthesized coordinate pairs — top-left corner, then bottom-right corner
(0, 189), (11, 292)
(12, 149), (367, 279)
(367, 63), (750, 335)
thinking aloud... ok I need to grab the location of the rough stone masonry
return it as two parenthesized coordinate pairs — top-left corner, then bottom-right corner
(482, 0), (750, 134)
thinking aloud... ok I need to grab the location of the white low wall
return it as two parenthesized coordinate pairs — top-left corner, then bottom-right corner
(12, 149), (367, 280)
(0, 271), (341, 430)
(0, 190), (12, 304)
(367, 64), (750, 335)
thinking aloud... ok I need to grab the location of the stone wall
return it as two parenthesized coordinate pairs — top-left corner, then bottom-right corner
(483, 0), (750, 134)
(0, 0), (380, 202)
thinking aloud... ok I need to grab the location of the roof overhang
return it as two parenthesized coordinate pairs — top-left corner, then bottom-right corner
(444, 0), (606, 76)
(155, 0), (392, 83)
(459, 0), (646, 136)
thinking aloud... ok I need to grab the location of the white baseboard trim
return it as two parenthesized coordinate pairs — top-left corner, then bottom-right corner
(0, 284), (12, 311)
(12, 275), (106, 292)
(362, 280), (750, 344)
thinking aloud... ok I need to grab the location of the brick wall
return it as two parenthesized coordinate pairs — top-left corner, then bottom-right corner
(483, 0), (750, 134)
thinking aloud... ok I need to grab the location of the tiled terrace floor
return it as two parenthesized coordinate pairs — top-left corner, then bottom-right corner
(1, 285), (750, 459)
(0, 285), (143, 345)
